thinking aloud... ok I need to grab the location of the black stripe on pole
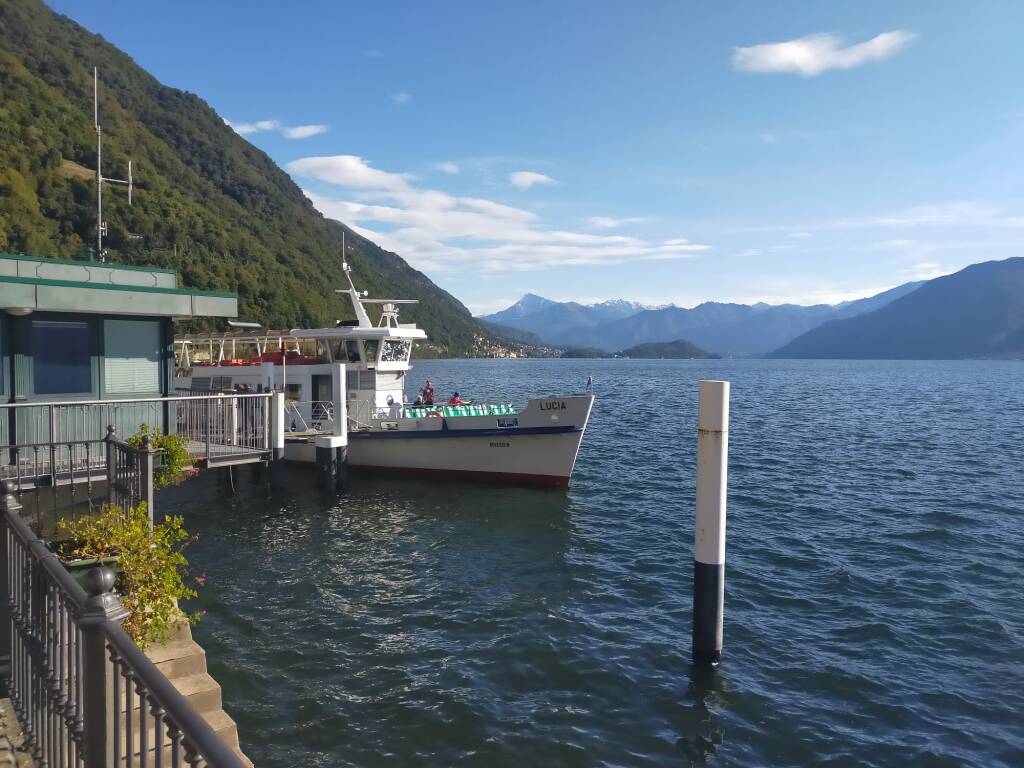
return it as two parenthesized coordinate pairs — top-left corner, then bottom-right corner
(692, 560), (724, 665)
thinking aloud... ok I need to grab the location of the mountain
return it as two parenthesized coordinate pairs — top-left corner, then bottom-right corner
(620, 339), (717, 359)
(477, 319), (546, 346)
(490, 282), (922, 355)
(482, 294), (647, 339)
(0, 0), (484, 354)
(770, 258), (1024, 359)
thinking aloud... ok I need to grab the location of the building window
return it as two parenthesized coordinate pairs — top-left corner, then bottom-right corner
(103, 319), (161, 394)
(33, 320), (92, 395)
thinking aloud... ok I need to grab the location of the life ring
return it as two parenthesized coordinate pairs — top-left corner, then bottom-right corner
(425, 411), (442, 418)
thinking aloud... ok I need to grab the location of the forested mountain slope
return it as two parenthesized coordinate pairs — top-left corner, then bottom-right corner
(0, 0), (482, 352)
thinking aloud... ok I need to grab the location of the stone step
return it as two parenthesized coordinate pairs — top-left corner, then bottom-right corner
(139, 621), (253, 766)
(144, 638), (207, 679)
(119, 672), (223, 722)
(118, 709), (246, 767)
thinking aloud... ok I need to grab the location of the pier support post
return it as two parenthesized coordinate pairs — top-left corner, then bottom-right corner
(315, 436), (348, 492)
(270, 391), (285, 462)
(313, 362), (349, 492)
(268, 391), (286, 491)
(331, 362), (347, 444)
(693, 380), (729, 666)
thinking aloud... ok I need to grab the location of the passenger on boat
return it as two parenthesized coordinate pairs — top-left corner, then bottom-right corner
(386, 395), (401, 418)
(413, 395), (424, 406)
(421, 380), (435, 405)
(448, 392), (463, 405)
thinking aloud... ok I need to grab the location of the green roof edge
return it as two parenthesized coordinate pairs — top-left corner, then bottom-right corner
(0, 274), (236, 299)
(0, 252), (178, 275)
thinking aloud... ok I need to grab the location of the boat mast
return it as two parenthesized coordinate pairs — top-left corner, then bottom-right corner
(336, 233), (374, 328)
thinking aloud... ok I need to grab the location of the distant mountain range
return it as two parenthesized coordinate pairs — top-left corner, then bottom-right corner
(483, 294), (651, 339)
(771, 257), (1024, 359)
(482, 282), (922, 356)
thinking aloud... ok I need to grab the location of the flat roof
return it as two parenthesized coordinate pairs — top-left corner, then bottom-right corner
(0, 252), (177, 275)
(0, 252), (238, 319)
(0, 275), (237, 319)
(0, 274), (234, 298)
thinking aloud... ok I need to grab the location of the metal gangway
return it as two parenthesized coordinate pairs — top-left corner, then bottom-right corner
(0, 393), (281, 493)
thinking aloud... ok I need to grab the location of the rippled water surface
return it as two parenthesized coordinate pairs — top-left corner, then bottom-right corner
(162, 359), (1024, 767)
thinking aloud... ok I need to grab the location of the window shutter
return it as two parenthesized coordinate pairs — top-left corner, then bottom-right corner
(104, 320), (161, 394)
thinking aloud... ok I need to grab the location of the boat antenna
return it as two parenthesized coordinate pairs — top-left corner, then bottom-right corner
(337, 233), (373, 327)
(93, 67), (134, 263)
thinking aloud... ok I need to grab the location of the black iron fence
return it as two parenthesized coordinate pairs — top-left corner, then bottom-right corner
(0, 484), (246, 768)
(105, 427), (155, 520)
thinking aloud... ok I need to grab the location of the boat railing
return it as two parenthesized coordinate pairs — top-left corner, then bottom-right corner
(0, 485), (248, 768)
(402, 403), (519, 419)
(284, 400), (335, 434)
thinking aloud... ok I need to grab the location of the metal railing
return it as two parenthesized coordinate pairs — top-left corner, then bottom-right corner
(0, 393), (274, 490)
(174, 393), (271, 463)
(0, 485), (246, 768)
(284, 400), (334, 434)
(105, 428), (155, 519)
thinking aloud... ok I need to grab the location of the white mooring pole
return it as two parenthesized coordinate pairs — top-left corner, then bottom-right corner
(693, 380), (729, 666)
(270, 391), (286, 462)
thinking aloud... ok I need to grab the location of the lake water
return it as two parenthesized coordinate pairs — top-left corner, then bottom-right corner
(161, 359), (1024, 767)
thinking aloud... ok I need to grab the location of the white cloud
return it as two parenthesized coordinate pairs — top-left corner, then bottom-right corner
(587, 216), (648, 229)
(875, 201), (1024, 228)
(788, 231), (812, 238)
(226, 119), (279, 135)
(287, 155), (413, 192)
(282, 124), (328, 139)
(509, 171), (556, 189)
(287, 154), (711, 273)
(733, 31), (916, 77)
(391, 92), (412, 105)
(436, 162), (460, 175)
(225, 118), (327, 140)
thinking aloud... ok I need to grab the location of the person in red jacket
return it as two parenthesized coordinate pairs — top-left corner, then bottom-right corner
(421, 380), (435, 405)
(448, 391), (463, 405)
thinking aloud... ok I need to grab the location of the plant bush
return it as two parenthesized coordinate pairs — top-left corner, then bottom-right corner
(128, 424), (192, 490)
(59, 504), (198, 649)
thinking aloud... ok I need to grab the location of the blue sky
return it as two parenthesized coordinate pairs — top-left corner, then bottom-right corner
(52, 1), (1024, 314)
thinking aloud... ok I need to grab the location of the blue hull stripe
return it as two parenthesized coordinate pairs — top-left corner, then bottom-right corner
(348, 425), (583, 440)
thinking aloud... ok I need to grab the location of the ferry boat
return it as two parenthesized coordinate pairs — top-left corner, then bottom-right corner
(174, 263), (594, 487)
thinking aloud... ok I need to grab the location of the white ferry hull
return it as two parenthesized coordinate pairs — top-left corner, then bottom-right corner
(286, 394), (594, 487)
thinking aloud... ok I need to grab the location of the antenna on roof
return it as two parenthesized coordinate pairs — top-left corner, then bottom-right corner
(92, 67), (135, 263)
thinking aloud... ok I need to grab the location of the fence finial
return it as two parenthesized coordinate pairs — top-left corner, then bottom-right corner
(81, 566), (129, 623)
